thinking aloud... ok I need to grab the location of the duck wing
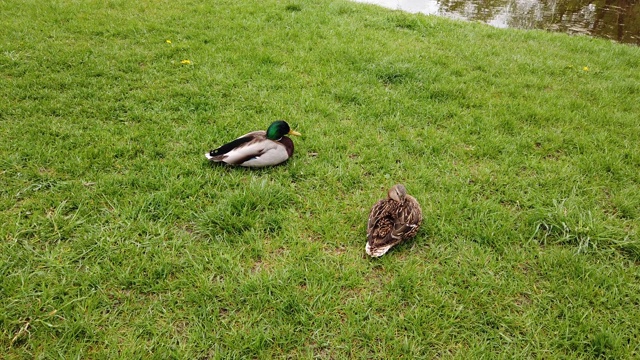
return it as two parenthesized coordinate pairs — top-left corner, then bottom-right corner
(367, 199), (397, 245)
(209, 136), (253, 157)
(391, 195), (422, 240)
(206, 131), (267, 163)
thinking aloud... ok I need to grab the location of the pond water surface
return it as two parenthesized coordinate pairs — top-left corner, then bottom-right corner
(353, 0), (640, 45)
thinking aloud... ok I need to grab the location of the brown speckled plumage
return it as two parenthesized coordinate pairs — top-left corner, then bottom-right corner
(366, 184), (422, 257)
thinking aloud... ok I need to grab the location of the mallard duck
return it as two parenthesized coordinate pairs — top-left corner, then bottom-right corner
(366, 184), (423, 257)
(205, 120), (301, 167)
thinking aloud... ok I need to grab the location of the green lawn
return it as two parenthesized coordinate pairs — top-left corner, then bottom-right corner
(2, 0), (639, 358)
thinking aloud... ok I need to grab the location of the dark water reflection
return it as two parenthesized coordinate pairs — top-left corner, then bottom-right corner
(353, 0), (640, 45)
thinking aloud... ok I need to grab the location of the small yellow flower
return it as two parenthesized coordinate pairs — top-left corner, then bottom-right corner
(583, 66), (589, 71)
(181, 59), (191, 65)
(166, 39), (171, 44)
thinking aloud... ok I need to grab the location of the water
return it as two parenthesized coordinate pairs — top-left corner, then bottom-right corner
(352, 0), (640, 45)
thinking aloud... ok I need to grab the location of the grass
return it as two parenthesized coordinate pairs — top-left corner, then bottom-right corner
(1, 0), (639, 358)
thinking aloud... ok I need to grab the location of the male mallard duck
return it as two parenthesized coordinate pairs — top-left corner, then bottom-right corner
(366, 184), (423, 257)
(205, 120), (301, 167)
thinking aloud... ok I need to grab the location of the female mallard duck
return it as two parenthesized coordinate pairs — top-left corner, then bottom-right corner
(366, 184), (423, 257)
(205, 120), (301, 167)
